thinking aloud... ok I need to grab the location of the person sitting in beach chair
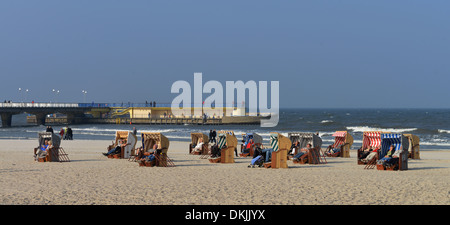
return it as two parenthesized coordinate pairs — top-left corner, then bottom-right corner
(192, 138), (204, 153)
(241, 139), (254, 155)
(326, 144), (342, 155)
(359, 145), (374, 159)
(288, 140), (300, 156)
(360, 147), (378, 164)
(262, 148), (273, 163)
(138, 144), (159, 165)
(377, 144), (401, 167)
(35, 139), (52, 161)
(210, 144), (221, 158)
(292, 143), (312, 163)
(257, 144), (275, 163)
(103, 139), (129, 156)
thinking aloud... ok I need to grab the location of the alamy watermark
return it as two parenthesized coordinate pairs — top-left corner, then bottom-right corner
(171, 72), (279, 127)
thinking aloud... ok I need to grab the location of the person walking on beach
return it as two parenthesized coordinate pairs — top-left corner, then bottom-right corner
(211, 130), (217, 144)
(67, 127), (73, 140)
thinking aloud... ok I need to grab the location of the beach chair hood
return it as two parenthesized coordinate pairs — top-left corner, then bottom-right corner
(362, 131), (384, 150)
(243, 132), (263, 144)
(288, 132), (322, 149)
(190, 133), (209, 144)
(332, 131), (353, 148)
(218, 132), (237, 149)
(38, 132), (61, 150)
(141, 132), (170, 154)
(270, 132), (291, 152)
(115, 131), (129, 145)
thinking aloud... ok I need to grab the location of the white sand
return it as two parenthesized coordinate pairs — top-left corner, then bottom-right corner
(0, 139), (449, 205)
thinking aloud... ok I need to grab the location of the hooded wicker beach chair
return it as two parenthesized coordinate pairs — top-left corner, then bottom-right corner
(139, 132), (174, 167)
(239, 132), (263, 157)
(34, 132), (69, 162)
(326, 131), (353, 158)
(373, 133), (409, 171)
(404, 134), (420, 159)
(265, 132), (291, 169)
(107, 131), (137, 159)
(189, 132), (209, 156)
(288, 132), (326, 164)
(209, 131), (238, 163)
(357, 131), (385, 165)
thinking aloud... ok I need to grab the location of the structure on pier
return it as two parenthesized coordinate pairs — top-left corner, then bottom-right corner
(1, 102), (266, 127)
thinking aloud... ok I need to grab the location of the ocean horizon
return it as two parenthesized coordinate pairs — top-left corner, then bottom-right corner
(1, 108), (449, 150)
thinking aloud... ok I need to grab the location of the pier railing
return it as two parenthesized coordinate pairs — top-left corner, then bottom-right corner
(0, 103), (79, 108)
(1, 102), (242, 108)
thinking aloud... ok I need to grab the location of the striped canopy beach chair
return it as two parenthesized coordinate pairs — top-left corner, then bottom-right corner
(209, 131), (238, 163)
(288, 132), (326, 164)
(357, 131), (384, 165)
(404, 134), (420, 159)
(376, 133), (409, 171)
(266, 132), (291, 168)
(326, 131), (353, 157)
(239, 132), (263, 157)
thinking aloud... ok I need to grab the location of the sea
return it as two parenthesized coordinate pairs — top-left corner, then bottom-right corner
(1, 108), (450, 150)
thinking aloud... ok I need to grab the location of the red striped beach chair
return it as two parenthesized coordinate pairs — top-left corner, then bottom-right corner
(357, 131), (383, 165)
(325, 131), (353, 158)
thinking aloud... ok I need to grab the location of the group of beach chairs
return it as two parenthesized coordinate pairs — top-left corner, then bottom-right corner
(188, 130), (328, 169)
(33, 128), (421, 172)
(103, 131), (175, 167)
(356, 131), (420, 171)
(188, 129), (420, 171)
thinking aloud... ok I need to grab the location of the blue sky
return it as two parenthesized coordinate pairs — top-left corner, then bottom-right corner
(1, 0), (449, 108)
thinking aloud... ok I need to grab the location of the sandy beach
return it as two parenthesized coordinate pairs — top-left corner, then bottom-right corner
(0, 139), (449, 205)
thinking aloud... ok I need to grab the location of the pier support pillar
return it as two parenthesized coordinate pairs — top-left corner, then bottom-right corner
(65, 113), (85, 124)
(34, 113), (48, 126)
(1, 113), (13, 127)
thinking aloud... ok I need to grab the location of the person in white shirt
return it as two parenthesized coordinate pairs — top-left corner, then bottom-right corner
(193, 138), (204, 153)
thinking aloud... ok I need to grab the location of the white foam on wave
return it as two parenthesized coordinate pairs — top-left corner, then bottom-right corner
(438, 129), (450, 134)
(347, 126), (417, 133)
(420, 141), (450, 147)
(71, 127), (178, 134)
(320, 120), (334, 124)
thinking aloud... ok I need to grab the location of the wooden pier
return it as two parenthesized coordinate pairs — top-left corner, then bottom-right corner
(26, 115), (263, 125)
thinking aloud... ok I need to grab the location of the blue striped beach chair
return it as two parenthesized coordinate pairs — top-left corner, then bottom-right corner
(376, 133), (409, 171)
